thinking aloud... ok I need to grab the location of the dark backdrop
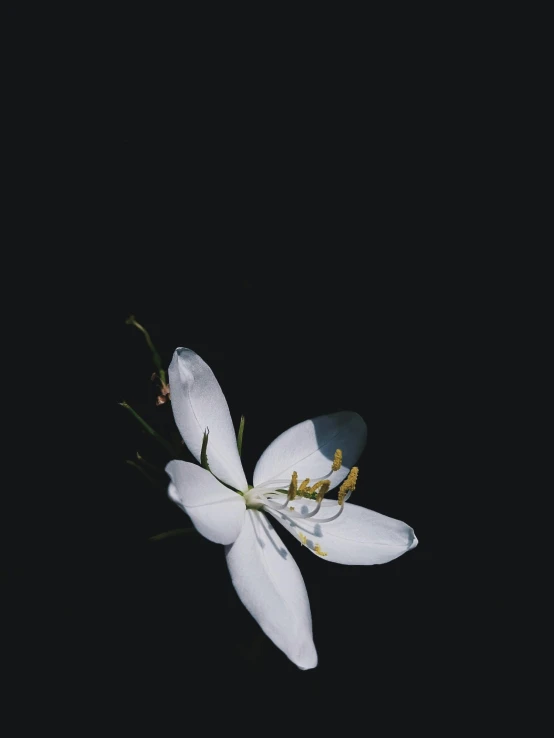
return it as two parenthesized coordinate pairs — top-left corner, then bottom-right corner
(101, 289), (437, 718)
(4, 78), (446, 727)
(5, 177), (444, 729)
(1, 6), (468, 728)
(6, 223), (442, 728)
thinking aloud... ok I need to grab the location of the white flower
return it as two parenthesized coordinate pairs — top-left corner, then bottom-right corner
(166, 348), (418, 670)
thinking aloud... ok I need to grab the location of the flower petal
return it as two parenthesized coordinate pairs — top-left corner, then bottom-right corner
(166, 460), (245, 545)
(168, 348), (248, 492)
(253, 411), (367, 491)
(225, 510), (317, 670)
(265, 498), (417, 565)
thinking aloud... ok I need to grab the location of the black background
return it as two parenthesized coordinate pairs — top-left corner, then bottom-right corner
(6, 156), (444, 727)
(3, 17), (451, 723)
(99, 276), (438, 721)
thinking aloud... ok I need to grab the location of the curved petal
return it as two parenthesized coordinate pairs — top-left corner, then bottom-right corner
(166, 461), (245, 545)
(253, 411), (367, 491)
(265, 498), (417, 565)
(168, 348), (248, 492)
(225, 510), (317, 670)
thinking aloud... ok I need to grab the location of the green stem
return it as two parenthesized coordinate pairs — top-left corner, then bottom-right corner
(120, 401), (175, 455)
(136, 451), (161, 474)
(149, 527), (200, 542)
(201, 428), (211, 471)
(200, 427), (243, 494)
(237, 415), (245, 457)
(125, 460), (161, 488)
(125, 315), (167, 385)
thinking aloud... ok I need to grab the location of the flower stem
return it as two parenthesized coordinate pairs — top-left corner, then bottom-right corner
(135, 451), (160, 473)
(125, 315), (167, 385)
(200, 427), (244, 494)
(125, 460), (162, 488)
(149, 527), (201, 542)
(119, 401), (175, 455)
(237, 415), (245, 457)
(201, 428), (211, 471)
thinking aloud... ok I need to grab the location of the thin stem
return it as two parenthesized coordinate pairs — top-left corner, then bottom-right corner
(125, 315), (167, 385)
(237, 415), (245, 457)
(135, 452), (161, 474)
(125, 460), (161, 488)
(149, 527), (200, 542)
(201, 428), (211, 471)
(119, 401), (175, 455)
(199, 427), (243, 495)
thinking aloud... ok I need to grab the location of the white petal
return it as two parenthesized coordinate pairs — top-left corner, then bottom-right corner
(253, 411), (367, 490)
(225, 510), (317, 670)
(168, 348), (248, 492)
(265, 498), (418, 565)
(166, 461), (245, 545)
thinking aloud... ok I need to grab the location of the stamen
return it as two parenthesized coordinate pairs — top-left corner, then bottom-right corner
(262, 498), (290, 513)
(264, 480), (331, 520)
(298, 480), (331, 519)
(288, 471), (298, 501)
(275, 471), (299, 509)
(338, 467), (358, 505)
(316, 480), (331, 504)
(307, 489), (353, 523)
(332, 449), (343, 472)
(258, 462), (361, 527)
(280, 471), (357, 524)
(302, 480), (326, 499)
(298, 532), (308, 546)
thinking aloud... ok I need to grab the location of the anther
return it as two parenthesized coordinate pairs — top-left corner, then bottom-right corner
(260, 463), (361, 525)
(305, 480), (326, 499)
(288, 471), (298, 501)
(338, 467), (359, 505)
(332, 449), (343, 472)
(275, 471), (299, 508)
(316, 480), (331, 503)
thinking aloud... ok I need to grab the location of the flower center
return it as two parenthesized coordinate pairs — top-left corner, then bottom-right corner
(245, 449), (359, 527)
(244, 487), (270, 509)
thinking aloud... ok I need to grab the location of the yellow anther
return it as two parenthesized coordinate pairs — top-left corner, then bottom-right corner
(307, 480), (326, 497)
(316, 480), (331, 503)
(299, 478), (311, 492)
(314, 543), (328, 557)
(287, 471), (298, 501)
(332, 449), (343, 472)
(338, 467), (359, 505)
(298, 532), (308, 546)
(289, 506), (295, 511)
